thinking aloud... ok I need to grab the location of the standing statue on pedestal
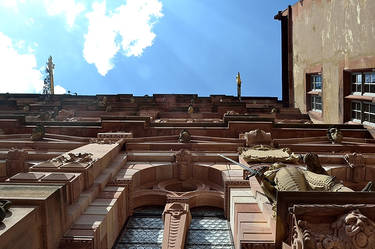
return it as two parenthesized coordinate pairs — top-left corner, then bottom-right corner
(43, 56), (55, 95)
(236, 72), (241, 100)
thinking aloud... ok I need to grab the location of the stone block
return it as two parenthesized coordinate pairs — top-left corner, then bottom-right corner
(0, 184), (66, 249)
(0, 206), (43, 249)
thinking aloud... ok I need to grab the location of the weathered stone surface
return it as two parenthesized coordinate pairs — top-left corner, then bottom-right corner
(0, 206), (43, 249)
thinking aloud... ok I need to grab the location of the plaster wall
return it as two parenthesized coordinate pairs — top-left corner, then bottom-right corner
(291, 0), (375, 123)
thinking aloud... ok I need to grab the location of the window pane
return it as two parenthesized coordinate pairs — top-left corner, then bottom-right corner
(364, 84), (369, 93)
(365, 74), (372, 83)
(364, 103), (369, 112)
(364, 113), (370, 121)
(371, 104), (375, 113)
(316, 82), (322, 90)
(311, 74), (322, 91)
(351, 74), (362, 93)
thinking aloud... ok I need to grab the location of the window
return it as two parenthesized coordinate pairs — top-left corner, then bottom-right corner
(364, 72), (375, 95)
(312, 75), (322, 91)
(363, 102), (375, 124)
(345, 69), (375, 126)
(350, 101), (375, 126)
(306, 73), (322, 113)
(351, 71), (375, 96)
(311, 95), (322, 112)
(351, 101), (361, 122)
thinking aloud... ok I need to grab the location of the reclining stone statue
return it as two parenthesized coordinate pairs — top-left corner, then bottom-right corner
(259, 160), (353, 202)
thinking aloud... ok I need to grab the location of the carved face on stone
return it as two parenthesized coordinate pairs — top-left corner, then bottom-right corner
(327, 128), (343, 144)
(178, 129), (191, 143)
(343, 210), (375, 248)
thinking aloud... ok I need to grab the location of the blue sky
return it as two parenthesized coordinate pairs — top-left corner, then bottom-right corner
(0, 0), (297, 98)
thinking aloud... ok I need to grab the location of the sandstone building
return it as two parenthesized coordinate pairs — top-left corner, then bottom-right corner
(0, 93), (374, 249)
(0, 0), (375, 249)
(275, 0), (375, 125)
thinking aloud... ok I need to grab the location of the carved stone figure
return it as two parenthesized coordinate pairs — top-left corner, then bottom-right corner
(31, 124), (45, 141)
(344, 153), (366, 183)
(23, 104), (30, 111)
(327, 127), (343, 144)
(0, 200), (11, 222)
(292, 209), (375, 249)
(236, 72), (242, 99)
(259, 163), (353, 202)
(175, 149), (192, 181)
(105, 105), (112, 112)
(178, 129), (191, 143)
(303, 153), (328, 175)
(243, 129), (273, 146)
(187, 105), (194, 114)
(56, 109), (75, 121)
(271, 107), (279, 113)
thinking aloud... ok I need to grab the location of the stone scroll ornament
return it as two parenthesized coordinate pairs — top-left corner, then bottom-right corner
(0, 200), (11, 222)
(292, 209), (375, 249)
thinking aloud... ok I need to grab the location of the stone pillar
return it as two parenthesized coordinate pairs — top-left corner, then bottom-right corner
(162, 202), (191, 249)
(6, 149), (28, 177)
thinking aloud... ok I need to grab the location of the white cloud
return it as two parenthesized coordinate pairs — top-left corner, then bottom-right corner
(54, 85), (67, 94)
(83, 0), (163, 76)
(0, 0), (84, 27)
(83, 1), (120, 76)
(0, 32), (44, 93)
(0, 0), (21, 12)
(43, 0), (85, 27)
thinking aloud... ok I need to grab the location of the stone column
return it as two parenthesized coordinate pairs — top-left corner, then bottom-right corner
(162, 202), (191, 249)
